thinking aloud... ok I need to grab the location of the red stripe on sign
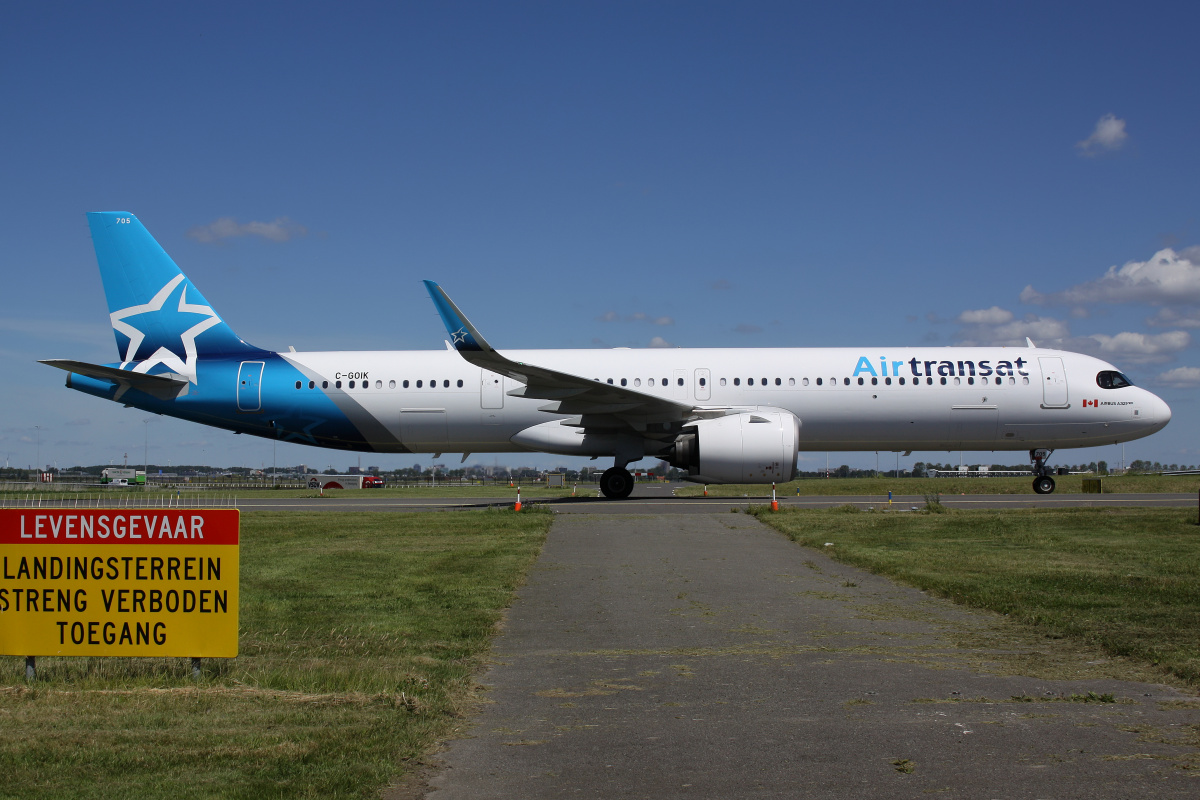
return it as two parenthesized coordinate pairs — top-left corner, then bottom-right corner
(0, 510), (239, 545)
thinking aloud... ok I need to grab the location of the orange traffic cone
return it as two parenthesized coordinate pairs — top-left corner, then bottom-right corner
(514, 487), (522, 512)
(770, 482), (779, 512)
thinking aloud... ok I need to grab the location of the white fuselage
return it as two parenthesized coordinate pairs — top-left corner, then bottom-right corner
(279, 345), (1170, 455)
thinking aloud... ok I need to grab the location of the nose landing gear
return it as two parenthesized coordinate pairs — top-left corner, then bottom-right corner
(1030, 448), (1056, 494)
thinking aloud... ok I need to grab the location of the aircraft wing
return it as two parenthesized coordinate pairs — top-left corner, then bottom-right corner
(423, 281), (721, 434)
(40, 359), (190, 400)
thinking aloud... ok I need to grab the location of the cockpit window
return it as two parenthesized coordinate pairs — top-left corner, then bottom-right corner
(1097, 370), (1134, 389)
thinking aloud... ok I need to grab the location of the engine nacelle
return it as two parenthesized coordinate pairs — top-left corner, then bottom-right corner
(668, 411), (800, 484)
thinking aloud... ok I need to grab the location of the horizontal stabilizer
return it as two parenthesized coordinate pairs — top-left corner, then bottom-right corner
(40, 359), (190, 400)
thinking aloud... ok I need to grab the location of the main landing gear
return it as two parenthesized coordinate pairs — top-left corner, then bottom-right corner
(599, 466), (634, 499)
(1030, 448), (1056, 494)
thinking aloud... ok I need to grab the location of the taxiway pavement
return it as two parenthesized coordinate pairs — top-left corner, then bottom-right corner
(421, 512), (1199, 799)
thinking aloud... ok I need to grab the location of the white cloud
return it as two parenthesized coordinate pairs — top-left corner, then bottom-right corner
(1083, 330), (1190, 363)
(1076, 113), (1128, 157)
(187, 216), (308, 243)
(1156, 366), (1200, 387)
(1021, 248), (1200, 306)
(1146, 307), (1200, 328)
(596, 311), (674, 325)
(953, 307), (1070, 347)
(648, 336), (674, 348)
(956, 306), (1013, 325)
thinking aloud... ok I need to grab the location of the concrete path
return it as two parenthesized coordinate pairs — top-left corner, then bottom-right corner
(422, 512), (1199, 799)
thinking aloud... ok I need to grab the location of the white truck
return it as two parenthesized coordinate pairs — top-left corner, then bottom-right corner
(100, 468), (146, 485)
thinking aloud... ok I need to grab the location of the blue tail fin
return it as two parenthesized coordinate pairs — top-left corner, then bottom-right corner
(87, 212), (265, 381)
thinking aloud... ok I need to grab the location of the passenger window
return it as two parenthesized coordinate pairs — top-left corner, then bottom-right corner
(649, 378), (656, 387)
(322, 381), (329, 389)
(734, 378), (741, 386)
(858, 377), (864, 386)
(389, 380), (396, 389)
(677, 378), (684, 386)
(816, 378), (823, 386)
(444, 380), (450, 388)
(994, 377), (1002, 385)
(698, 377), (706, 387)
(349, 380), (355, 388)
(843, 378), (850, 386)
(308, 380), (315, 389)
(1022, 377), (1029, 385)
(1008, 377), (1015, 385)
(719, 378), (726, 386)
(926, 378), (933, 385)
(295, 381), (301, 389)
(939, 377), (946, 385)
(336, 380), (342, 389)
(788, 378), (795, 386)
(748, 378), (755, 386)
(967, 377), (974, 385)
(799, 378), (806, 386)
(884, 377), (891, 385)
(457, 379), (464, 387)
(870, 377), (877, 386)
(376, 380), (382, 389)
(899, 377), (905, 385)
(607, 378), (613, 384)
(761, 378), (767, 386)
(775, 378), (782, 386)
(635, 378), (642, 387)
(662, 377), (668, 385)
(403, 380), (409, 388)
(417, 380), (422, 388)
(621, 378), (627, 386)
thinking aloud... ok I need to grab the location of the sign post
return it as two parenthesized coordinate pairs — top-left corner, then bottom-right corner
(1, 509), (239, 673)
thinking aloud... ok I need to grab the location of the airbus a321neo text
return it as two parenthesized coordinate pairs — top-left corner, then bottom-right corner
(42, 213), (1171, 498)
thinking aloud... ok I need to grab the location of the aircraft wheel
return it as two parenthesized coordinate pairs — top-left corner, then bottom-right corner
(1032, 475), (1056, 495)
(600, 467), (634, 499)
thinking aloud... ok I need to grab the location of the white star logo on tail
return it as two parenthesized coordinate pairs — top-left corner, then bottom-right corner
(110, 275), (222, 385)
(450, 327), (470, 346)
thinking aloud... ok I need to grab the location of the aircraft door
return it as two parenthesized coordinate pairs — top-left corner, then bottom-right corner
(694, 368), (711, 401)
(1039, 357), (1069, 407)
(481, 369), (504, 409)
(237, 361), (265, 411)
(673, 369), (688, 400)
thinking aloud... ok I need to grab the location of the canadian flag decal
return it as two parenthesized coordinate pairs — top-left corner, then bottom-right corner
(1083, 399), (1098, 407)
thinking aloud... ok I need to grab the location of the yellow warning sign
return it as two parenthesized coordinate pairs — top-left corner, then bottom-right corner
(0, 509), (239, 657)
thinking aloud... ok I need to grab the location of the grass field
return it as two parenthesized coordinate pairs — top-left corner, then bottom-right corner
(0, 509), (552, 800)
(0, 483), (601, 503)
(752, 505), (1200, 685)
(676, 472), (1200, 497)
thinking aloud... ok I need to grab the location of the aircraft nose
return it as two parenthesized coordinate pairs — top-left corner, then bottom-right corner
(1156, 394), (1172, 426)
(1146, 390), (1172, 429)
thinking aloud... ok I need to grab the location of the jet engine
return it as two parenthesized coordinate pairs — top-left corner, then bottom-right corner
(667, 410), (800, 484)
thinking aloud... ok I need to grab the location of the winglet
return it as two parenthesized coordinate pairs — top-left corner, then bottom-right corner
(423, 280), (492, 353)
(1026, 337), (1036, 348)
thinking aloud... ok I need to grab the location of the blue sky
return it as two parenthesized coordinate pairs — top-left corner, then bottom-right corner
(3, 1), (1198, 473)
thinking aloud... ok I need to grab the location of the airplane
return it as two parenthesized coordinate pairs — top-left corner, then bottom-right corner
(42, 212), (1171, 498)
